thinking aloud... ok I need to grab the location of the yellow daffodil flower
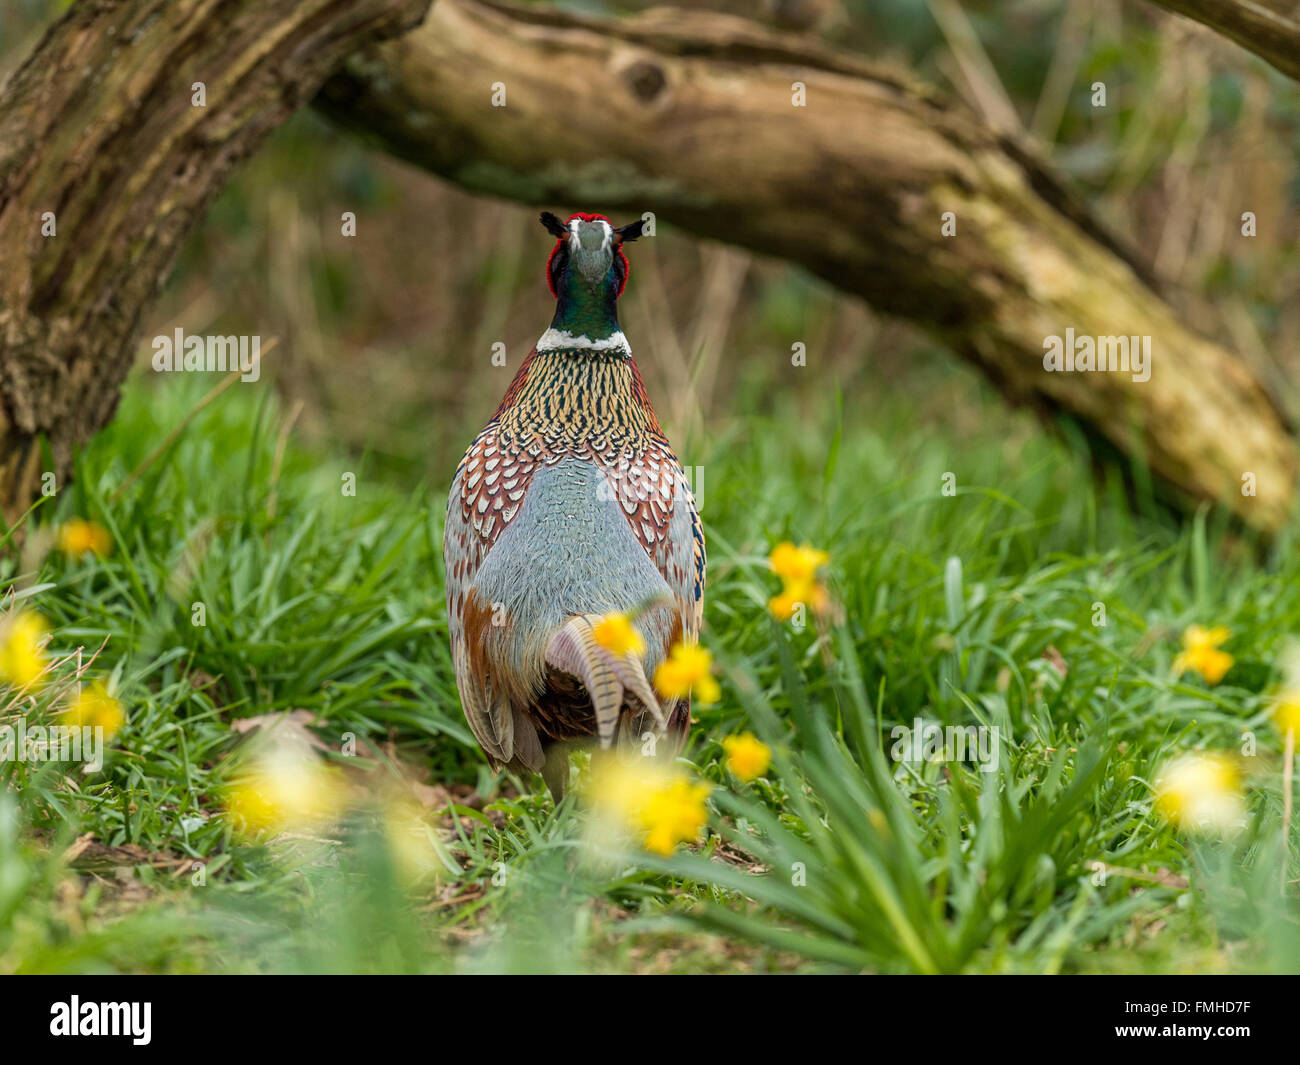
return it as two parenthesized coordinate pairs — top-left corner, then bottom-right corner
(1154, 752), (1245, 835)
(0, 610), (49, 689)
(61, 680), (125, 739)
(767, 543), (832, 621)
(587, 757), (711, 856)
(1172, 625), (1234, 686)
(654, 641), (720, 705)
(722, 732), (771, 782)
(1272, 690), (1300, 738)
(225, 744), (344, 836)
(768, 542), (829, 582)
(58, 519), (113, 558)
(591, 612), (645, 657)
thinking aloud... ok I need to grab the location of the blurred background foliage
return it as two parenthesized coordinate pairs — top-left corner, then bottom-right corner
(4, 0), (1297, 485)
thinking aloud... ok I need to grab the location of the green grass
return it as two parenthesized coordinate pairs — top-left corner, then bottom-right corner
(1, 366), (1298, 974)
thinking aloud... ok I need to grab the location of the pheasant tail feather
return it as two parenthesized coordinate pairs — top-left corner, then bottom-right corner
(544, 614), (666, 747)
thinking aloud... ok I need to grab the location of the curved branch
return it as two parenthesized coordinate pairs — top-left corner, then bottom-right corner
(318, 0), (1297, 533)
(1146, 0), (1300, 82)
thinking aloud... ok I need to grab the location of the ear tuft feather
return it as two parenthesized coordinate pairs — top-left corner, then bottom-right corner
(614, 219), (646, 244)
(540, 211), (569, 239)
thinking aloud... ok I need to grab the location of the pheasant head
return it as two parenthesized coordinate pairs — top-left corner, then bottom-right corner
(538, 211), (645, 353)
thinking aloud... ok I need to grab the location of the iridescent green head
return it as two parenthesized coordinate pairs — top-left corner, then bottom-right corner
(539, 212), (646, 349)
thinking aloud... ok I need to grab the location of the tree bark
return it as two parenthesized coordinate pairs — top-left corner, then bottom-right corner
(0, 0), (431, 523)
(1145, 0), (1300, 82)
(318, 0), (1298, 533)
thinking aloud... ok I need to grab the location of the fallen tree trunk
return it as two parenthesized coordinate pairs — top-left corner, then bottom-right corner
(318, 0), (1298, 533)
(0, 0), (430, 523)
(1146, 0), (1300, 82)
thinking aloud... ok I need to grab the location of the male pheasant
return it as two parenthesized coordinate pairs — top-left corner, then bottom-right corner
(444, 211), (706, 799)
